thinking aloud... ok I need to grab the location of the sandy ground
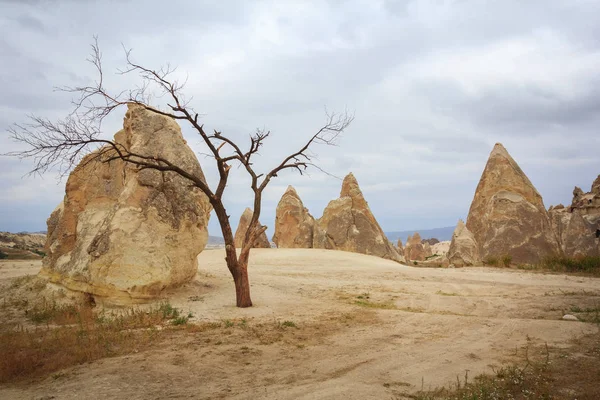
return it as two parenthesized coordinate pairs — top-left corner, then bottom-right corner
(1, 248), (599, 399)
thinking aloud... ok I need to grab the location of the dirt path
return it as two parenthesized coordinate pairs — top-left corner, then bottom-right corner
(1, 249), (598, 399)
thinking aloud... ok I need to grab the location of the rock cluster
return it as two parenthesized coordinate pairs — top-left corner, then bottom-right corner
(465, 143), (561, 264)
(273, 174), (403, 263)
(549, 175), (600, 257)
(40, 104), (212, 304)
(272, 186), (315, 248)
(234, 208), (271, 248)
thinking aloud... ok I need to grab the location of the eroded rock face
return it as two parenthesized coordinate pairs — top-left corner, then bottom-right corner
(447, 220), (481, 267)
(405, 233), (426, 261)
(272, 186), (315, 248)
(234, 208), (271, 248)
(40, 104), (212, 304)
(313, 173), (404, 262)
(396, 239), (405, 258)
(466, 143), (561, 264)
(549, 175), (600, 257)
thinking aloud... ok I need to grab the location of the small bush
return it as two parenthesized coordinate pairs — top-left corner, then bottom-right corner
(0, 250), (7, 259)
(483, 256), (499, 267)
(501, 254), (512, 268)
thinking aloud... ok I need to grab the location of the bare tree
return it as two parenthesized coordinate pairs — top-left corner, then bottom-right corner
(5, 39), (353, 307)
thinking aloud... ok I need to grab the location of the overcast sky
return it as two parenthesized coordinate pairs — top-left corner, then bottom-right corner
(1, 0), (599, 237)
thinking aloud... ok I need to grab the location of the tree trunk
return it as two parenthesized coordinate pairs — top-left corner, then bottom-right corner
(233, 260), (252, 307)
(212, 199), (253, 307)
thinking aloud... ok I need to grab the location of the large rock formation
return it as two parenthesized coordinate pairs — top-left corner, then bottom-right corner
(313, 173), (404, 262)
(405, 233), (426, 261)
(549, 175), (600, 257)
(447, 220), (481, 267)
(234, 208), (271, 248)
(40, 104), (212, 304)
(466, 143), (561, 264)
(272, 186), (315, 248)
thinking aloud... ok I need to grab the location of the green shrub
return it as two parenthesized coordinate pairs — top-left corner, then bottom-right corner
(483, 256), (499, 267)
(501, 254), (512, 268)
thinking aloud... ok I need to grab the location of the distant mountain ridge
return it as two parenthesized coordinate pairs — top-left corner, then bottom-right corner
(385, 226), (455, 242)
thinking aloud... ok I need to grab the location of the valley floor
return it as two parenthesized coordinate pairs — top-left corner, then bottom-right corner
(1, 249), (599, 399)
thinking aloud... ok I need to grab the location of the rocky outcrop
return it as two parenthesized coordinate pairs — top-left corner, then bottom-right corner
(312, 173), (403, 262)
(466, 143), (561, 264)
(272, 186), (315, 248)
(234, 208), (271, 248)
(40, 104), (212, 304)
(447, 220), (481, 267)
(405, 233), (426, 261)
(549, 175), (600, 257)
(423, 242), (433, 258)
(396, 239), (405, 258)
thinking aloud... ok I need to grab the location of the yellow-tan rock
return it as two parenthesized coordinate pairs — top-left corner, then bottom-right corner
(549, 175), (600, 257)
(447, 219), (481, 267)
(396, 239), (405, 258)
(466, 143), (561, 264)
(272, 186), (315, 248)
(405, 232), (426, 261)
(234, 208), (271, 248)
(40, 104), (212, 304)
(313, 173), (404, 262)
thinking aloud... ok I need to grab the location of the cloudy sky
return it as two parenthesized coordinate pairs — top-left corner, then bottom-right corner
(1, 0), (599, 237)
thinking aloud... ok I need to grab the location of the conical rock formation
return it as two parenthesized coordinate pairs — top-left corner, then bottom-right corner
(40, 104), (212, 304)
(272, 186), (315, 248)
(447, 220), (481, 267)
(234, 208), (271, 248)
(466, 143), (561, 264)
(396, 239), (405, 258)
(313, 173), (404, 262)
(405, 232), (426, 261)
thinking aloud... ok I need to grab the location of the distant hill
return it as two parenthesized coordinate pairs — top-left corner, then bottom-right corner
(385, 226), (455, 242)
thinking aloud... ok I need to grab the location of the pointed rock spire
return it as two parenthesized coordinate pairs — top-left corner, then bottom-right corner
(466, 143), (561, 263)
(234, 208), (270, 248)
(313, 173), (404, 263)
(272, 186), (315, 248)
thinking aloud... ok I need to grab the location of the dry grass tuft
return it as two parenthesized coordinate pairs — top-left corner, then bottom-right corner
(0, 301), (190, 383)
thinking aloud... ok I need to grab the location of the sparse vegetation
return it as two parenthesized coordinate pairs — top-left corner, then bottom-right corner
(0, 250), (7, 259)
(501, 254), (512, 268)
(280, 320), (297, 328)
(0, 301), (192, 383)
(538, 255), (600, 276)
(412, 334), (600, 400)
(482, 256), (498, 267)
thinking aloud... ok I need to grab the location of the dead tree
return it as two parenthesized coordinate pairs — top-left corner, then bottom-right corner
(5, 39), (353, 307)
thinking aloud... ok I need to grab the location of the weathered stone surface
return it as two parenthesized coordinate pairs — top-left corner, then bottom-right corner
(423, 242), (433, 258)
(549, 175), (600, 257)
(447, 220), (481, 267)
(313, 173), (404, 262)
(40, 104), (212, 304)
(431, 241), (450, 257)
(272, 186), (315, 248)
(404, 233), (427, 261)
(234, 208), (271, 248)
(396, 239), (405, 258)
(466, 143), (561, 264)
